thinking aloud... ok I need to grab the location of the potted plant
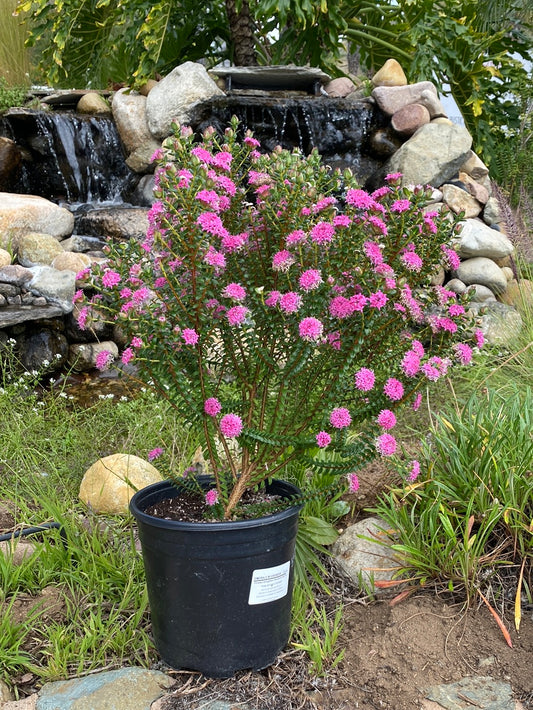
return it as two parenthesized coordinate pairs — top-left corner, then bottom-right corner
(77, 118), (481, 676)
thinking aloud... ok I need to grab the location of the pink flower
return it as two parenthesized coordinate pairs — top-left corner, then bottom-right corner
(316, 431), (331, 448)
(279, 292), (302, 313)
(350, 293), (368, 311)
(132, 287), (151, 304)
(204, 246), (226, 270)
(220, 413), (243, 438)
(422, 363), (440, 381)
(221, 232), (248, 252)
(412, 392), (422, 411)
(385, 172), (402, 183)
(182, 328), (199, 345)
(369, 291), (388, 310)
(223, 283), (247, 301)
(131, 336), (143, 348)
(102, 270), (121, 288)
(333, 214), (351, 227)
(448, 303), (465, 316)
(191, 146), (212, 163)
(475, 329), (485, 348)
(215, 175), (237, 195)
(265, 290), (281, 307)
(212, 151), (232, 171)
(177, 169), (193, 187)
(244, 135), (260, 148)
(368, 215), (388, 236)
(272, 250), (295, 271)
(407, 460), (421, 482)
(310, 221), (335, 244)
(384, 378), (404, 401)
(401, 251), (423, 272)
(286, 229), (307, 245)
(299, 269), (322, 291)
(196, 189), (223, 210)
(197, 212), (229, 238)
(371, 186), (391, 199)
(454, 342), (473, 365)
(354, 368), (375, 391)
(401, 350), (421, 377)
(313, 196), (337, 213)
(77, 306), (89, 330)
(299, 317), (324, 341)
(348, 473), (359, 493)
(377, 409), (397, 429)
(330, 296), (355, 319)
(204, 397), (222, 416)
(95, 349), (113, 371)
(205, 489), (219, 506)
(376, 433), (397, 456)
(330, 407), (352, 429)
(441, 245), (461, 270)
(364, 241), (384, 266)
(121, 347), (134, 365)
(227, 306), (249, 326)
(411, 340), (425, 357)
(148, 447), (164, 461)
(391, 199), (411, 213)
(346, 188), (375, 210)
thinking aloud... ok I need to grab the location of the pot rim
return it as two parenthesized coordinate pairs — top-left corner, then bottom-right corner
(129, 478), (302, 532)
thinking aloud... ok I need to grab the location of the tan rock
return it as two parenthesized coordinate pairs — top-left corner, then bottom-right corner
(372, 58), (407, 87)
(0, 248), (11, 267)
(0, 539), (38, 565)
(458, 172), (489, 204)
(76, 92), (111, 115)
(0, 692), (38, 709)
(68, 340), (118, 372)
(0, 678), (13, 702)
(139, 79), (158, 96)
(324, 77), (357, 98)
(460, 150), (489, 179)
(441, 184), (482, 219)
(79, 454), (163, 514)
(17, 232), (64, 267)
(391, 103), (430, 137)
(51, 251), (92, 273)
(0, 194), (74, 240)
(431, 117), (453, 125)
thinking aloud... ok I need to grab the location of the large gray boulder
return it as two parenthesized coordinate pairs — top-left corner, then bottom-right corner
(456, 219), (514, 260)
(111, 89), (160, 171)
(384, 123), (472, 188)
(146, 61), (224, 139)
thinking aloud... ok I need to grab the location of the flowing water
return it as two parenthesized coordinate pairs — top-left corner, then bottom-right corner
(0, 109), (135, 206)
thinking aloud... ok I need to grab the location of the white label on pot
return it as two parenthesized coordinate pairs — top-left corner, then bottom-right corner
(248, 560), (291, 605)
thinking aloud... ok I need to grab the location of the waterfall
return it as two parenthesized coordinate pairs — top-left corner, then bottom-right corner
(189, 95), (387, 184)
(0, 110), (135, 206)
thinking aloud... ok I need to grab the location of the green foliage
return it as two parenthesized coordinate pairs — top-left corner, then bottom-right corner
(291, 592), (345, 676)
(373, 387), (533, 600)
(0, 77), (27, 112)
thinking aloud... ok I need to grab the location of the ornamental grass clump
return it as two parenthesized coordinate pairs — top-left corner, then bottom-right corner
(78, 118), (482, 519)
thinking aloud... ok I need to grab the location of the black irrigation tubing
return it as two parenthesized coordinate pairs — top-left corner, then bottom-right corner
(0, 522), (65, 543)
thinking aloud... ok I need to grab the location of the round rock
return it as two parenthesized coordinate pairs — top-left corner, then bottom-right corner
(79, 454), (163, 514)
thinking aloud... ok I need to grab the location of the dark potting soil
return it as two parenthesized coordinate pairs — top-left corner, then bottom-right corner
(144, 488), (284, 523)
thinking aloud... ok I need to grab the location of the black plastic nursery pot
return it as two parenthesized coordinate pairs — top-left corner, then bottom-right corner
(130, 478), (302, 678)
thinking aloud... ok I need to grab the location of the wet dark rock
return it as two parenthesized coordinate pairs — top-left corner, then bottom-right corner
(17, 325), (69, 371)
(0, 136), (22, 191)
